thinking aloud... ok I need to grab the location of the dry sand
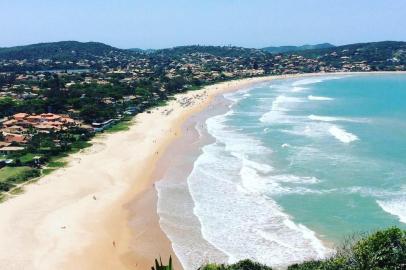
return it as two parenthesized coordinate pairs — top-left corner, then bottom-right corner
(0, 75), (285, 270)
(0, 72), (403, 270)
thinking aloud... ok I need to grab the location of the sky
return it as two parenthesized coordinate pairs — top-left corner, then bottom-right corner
(1, 0), (405, 49)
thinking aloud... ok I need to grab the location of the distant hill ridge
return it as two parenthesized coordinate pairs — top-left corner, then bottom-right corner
(262, 43), (335, 54)
(0, 41), (335, 61)
(0, 40), (406, 67)
(292, 41), (406, 68)
(154, 45), (267, 58)
(295, 40), (406, 56)
(0, 41), (129, 61)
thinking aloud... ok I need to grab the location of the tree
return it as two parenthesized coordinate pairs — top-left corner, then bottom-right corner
(0, 97), (18, 116)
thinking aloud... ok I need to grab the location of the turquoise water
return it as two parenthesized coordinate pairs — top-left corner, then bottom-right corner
(186, 74), (406, 267)
(158, 74), (406, 269)
(230, 75), (406, 241)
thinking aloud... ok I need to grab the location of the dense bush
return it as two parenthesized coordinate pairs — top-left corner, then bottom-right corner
(152, 257), (173, 270)
(197, 228), (406, 270)
(7, 168), (40, 184)
(350, 227), (406, 269)
(0, 182), (14, 192)
(200, 260), (271, 270)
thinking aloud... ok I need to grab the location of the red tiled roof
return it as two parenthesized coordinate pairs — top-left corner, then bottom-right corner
(27, 115), (42, 122)
(2, 120), (17, 127)
(13, 113), (28, 120)
(4, 133), (27, 144)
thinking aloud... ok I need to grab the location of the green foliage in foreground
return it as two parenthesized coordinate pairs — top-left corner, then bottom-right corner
(197, 227), (406, 270)
(202, 260), (270, 270)
(152, 256), (173, 270)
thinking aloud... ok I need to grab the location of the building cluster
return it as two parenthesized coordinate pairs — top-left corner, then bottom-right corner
(0, 45), (405, 157)
(0, 113), (79, 154)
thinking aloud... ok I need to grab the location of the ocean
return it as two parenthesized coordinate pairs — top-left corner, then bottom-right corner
(156, 74), (406, 269)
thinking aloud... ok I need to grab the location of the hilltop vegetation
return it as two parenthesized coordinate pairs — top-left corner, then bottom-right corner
(155, 45), (268, 58)
(294, 41), (406, 71)
(0, 41), (132, 61)
(199, 227), (406, 270)
(1, 40), (405, 73)
(262, 43), (335, 54)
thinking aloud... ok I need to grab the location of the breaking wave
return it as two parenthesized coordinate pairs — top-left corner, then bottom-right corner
(328, 126), (359, 143)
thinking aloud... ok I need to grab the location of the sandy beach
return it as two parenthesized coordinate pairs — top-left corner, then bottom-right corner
(0, 74), (287, 270)
(1, 71), (404, 270)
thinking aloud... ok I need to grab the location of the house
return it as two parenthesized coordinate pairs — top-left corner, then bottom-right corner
(124, 106), (137, 115)
(91, 119), (115, 132)
(13, 113), (29, 121)
(4, 133), (28, 144)
(0, 142), (11, 148)
(26, 115), (42, 123)
(40, 113), (62, 122)
(2, 125), (27, 134)
(1, 113), (78, 135)
(0, 146), (25, 155)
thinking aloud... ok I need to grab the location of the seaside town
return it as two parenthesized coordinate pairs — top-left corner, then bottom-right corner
(2, 0), (406, 269)
(0, 41), (405, 195)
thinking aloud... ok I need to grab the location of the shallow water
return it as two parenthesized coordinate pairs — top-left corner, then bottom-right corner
(157, 74), (406, 269)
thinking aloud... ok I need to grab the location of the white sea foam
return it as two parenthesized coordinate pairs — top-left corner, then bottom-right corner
(292, 78), (324, 86)
(224, 87), (253, 103)
(185, 110), (331, 268)
(329, 126), (359, 143)
(292, 76), (344, 87)
(272, 95), (303, 111)
(158, 75), (406, 270)
(207, 114), (270, 157)
(242, 157), (274, 174)
(292, 86), (307, 92)
(259, 95), (304, 124)
(377, 198), (406, 224)
(156, 178), (229, 270)
(189, 153), (331, 267)
(282, 122), (332, 139)
(260, 110), (293, 124)
(346, 186), (406, 198)
(309, 114), (368, 123)
(271, 174), (320, 185)
(308, 95), (333, 101)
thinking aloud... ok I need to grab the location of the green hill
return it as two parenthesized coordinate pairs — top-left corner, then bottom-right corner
(294, 41), (406, 70)
(0, 41), (131, 61)
(154, 45), (268, 58)
(262, 43), (335, 54)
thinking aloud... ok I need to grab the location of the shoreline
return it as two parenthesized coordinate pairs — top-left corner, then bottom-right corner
(0, 71), (405, 270)
(121, 71), (406, 270)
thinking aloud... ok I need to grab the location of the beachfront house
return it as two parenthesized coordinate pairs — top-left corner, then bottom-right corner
(91, 119), (116, 132)
(0, 146), (25, 155)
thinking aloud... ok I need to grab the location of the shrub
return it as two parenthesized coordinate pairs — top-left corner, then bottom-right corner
(198, 228), (406, 270)
(199, 260), (272, 270)
(8, 168), (40, 184)
(350, 227), (406, 269)
(152, 257), (173, 270)
(0, 182), (14, 192)
(287, 257), (348, 270)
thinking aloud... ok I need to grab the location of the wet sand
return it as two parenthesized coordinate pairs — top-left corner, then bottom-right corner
(1, 72), (401, 270)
